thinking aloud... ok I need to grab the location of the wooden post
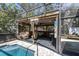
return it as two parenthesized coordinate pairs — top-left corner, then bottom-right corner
(58, 15), (61, 54)
(16, 22), (19, 35)
(55, 16), (58, 52)
(56, 14), (61, 54)
(31, 21), (35, 43)
(54, 14), (61, 54)
(28, 25), (30, 38)
(46, 26), (48, 31)
(30, 18), (39, 43)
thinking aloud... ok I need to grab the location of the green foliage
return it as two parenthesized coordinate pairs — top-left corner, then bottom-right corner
(0, 3), (22, 33)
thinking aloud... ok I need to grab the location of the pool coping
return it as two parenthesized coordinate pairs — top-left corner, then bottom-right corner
(0, 40), (61, 56)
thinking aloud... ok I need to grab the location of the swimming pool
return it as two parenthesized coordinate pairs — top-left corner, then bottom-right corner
(0, 44), (34, 56)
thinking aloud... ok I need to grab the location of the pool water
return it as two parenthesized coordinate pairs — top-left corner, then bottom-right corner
(0, 44), (34, 56)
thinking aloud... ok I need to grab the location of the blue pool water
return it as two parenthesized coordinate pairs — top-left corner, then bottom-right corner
(0, 44), (34, 56)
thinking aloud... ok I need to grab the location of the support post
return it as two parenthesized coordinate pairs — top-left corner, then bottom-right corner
(30, 18), (39, 43)
(55, 15), (61, 54)
(31, 21), (35, 43)
(16, 22), (19, 35)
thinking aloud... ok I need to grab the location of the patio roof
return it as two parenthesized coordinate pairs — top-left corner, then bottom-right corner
(17, 10), (59, 26)
(17, 19), (30, 25)
(28, 10), (59, 19)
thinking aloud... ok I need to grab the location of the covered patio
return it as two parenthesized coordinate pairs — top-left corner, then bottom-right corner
(16, 10), (61, 54)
